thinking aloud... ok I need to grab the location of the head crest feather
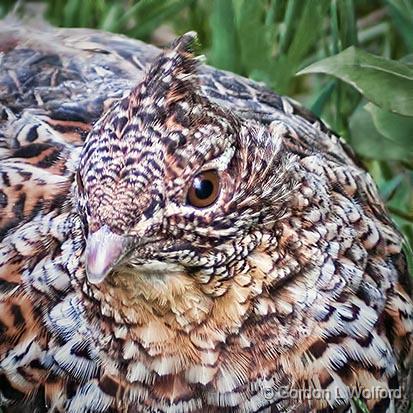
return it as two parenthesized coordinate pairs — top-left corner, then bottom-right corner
(129, 31), (201, 111)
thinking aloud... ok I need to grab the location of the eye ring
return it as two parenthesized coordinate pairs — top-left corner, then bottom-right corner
(187, 170), (221, 208)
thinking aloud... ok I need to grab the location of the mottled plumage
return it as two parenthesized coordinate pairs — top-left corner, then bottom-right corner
(0, 19), (412, 413)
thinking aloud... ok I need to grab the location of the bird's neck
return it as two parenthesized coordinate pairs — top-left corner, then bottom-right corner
(75, 222), (315, 387)
(83, 259), (260, 340)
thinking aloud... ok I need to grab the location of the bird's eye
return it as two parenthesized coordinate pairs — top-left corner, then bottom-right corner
(187, 170), (221, 208)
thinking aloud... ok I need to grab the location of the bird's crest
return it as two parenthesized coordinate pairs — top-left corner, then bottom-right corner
(128, 31), (202, 111)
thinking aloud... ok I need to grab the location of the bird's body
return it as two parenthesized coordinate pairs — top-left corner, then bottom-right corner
(0, 20), (412, 413)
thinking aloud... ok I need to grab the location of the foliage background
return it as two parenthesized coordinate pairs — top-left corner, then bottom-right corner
(0, 0), (412, 412)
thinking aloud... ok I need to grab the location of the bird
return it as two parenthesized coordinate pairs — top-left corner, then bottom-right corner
(0, 18), (412, 413)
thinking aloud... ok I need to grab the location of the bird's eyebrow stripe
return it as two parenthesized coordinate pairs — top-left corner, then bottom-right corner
(201, 145), (236, 172)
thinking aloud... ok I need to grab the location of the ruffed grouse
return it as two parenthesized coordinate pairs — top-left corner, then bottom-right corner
(0, 19), (412, 413)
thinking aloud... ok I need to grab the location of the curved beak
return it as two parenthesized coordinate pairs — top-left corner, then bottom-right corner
(85, 225), (128, 285)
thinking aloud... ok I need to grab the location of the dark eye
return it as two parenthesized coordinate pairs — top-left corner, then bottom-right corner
(187, 170), (221, 208)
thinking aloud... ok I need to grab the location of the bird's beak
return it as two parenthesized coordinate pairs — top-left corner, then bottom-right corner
(85, 225), (127, 285)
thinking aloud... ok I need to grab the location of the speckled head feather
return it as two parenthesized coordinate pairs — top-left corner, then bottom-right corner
(76, 32), (297, 288)
(77, 32), (202, 232)
(0, 22), (412, 413)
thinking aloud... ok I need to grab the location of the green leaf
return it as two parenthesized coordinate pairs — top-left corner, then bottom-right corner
(401, 54), (413, 66)
(309, 79), (336, 116)
(78, 0), (96, 27)
(348, 104), (411, 161)
(379, 174), (404, 201)
(125, 0), (194, 40)
(337, 0), (357, 48)
(100, 4), (124, 32)
(208, 0), (241, 72)
(297, 47), (413, 116)
(402, 229), (413, 271)
(385, 0), (413, 52)
(232, 0), (272, 75)
(63, 0), (82, 27)
(270, 0), (329, 93)
(286, 0), (330, 67)
(365, 103), (413, 150)
(353, 398), (370, 413)
(278, 0), (301, 54)
(387, 172), (413, 213)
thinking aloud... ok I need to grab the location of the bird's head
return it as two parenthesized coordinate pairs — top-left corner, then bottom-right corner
(75, 33), (297, 312)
